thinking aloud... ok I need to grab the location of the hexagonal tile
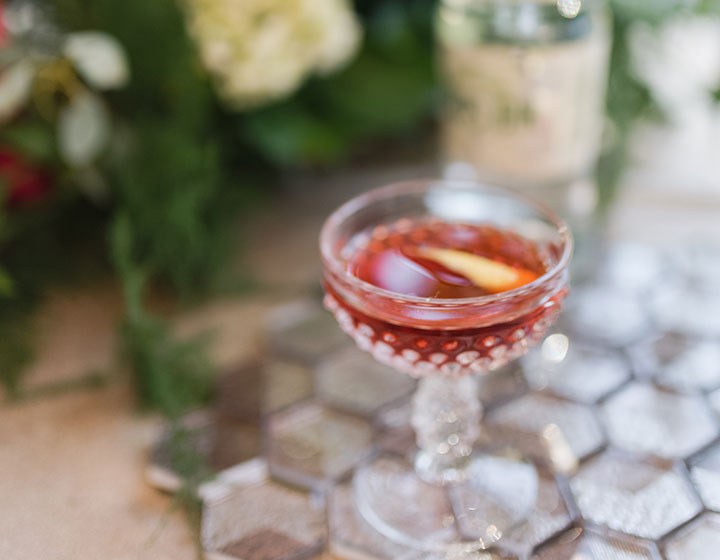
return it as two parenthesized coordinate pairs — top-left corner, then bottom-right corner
(597, 243), (665, 294)
(664, 513), (720, 560)
(328, 482), (409, 560)
(533, 527), (661, 559)
(199, 456), (268, 502)
(316, 346), (415, 417)
(522, 336), (630, 403)
(331, 455), (523, 559)
(485, 394), (605, 469)
(689, 442), (720, 512)
(649, 281), (720, 337)
(668, 244), (720, 291)
(146, 411), (260, 493)
(264, 300), (348, 364)
(629, 332), (720, 393)
(630, 332), (695, 378)
(570, 451), (701, 540)
(202, 459), (326, 560)
(563, 287), (651, 347)
(214, 362), (263, 422)
(655, 339), (720, 393)
(374, 398), (416, 457)
(330, 480), (516, 560)
(601, 383), (719, 460)
(709, 387), (720, 417)
(262, 359), (314, 413)
(497, 468), (574, 558)
(266, 401), (374, 490)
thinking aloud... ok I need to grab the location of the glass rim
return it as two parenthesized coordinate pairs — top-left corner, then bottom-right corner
(319, 178), (573, 308)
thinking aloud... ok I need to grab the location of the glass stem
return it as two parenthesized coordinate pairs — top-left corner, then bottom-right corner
(411, 375), (481, 485)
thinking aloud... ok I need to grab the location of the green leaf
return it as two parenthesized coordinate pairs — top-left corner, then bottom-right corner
(244, 103), (348, 166)
(0, 267), (13, 297)
(711, 83), (720, 104)
(0, 122), (57, 162)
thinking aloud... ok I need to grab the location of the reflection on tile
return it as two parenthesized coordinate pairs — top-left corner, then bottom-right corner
(563, 287), (651, 347)
(263, 359), (314, 413)
(664, 513), (720, 560)
(328, 482), (409, 560)
(374, 399), (416, 458)
(211, 420), (262, 472)
(215, 362), (263, 422)
(533, 527), (660, 559)
(601, 383), (719, 460)
(265, 300), (348, 364)
(146, 411), (260, 493)
(486, 393), (604, 467)
(709, 388), (720, 417)
(202, 463), (325, 560)
(599, 243), (665, 294)
(669, 245), (720, 292)
(316, 346), (415, 417)
(690, 443), (720, 512)
(630, 333), (720, 393)
(198, 457), (268, 503)
(649, 281), (720, 337)
(498, 468), (574, 558)
(478, 363), (528, 408)
(267, 401), (374, 490)
(570, 451), (701, 540)
(523, 338), (630, 403)
(630, 332), (693, 377)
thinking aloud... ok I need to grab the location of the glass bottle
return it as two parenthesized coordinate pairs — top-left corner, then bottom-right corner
(436, 0), (612, 221)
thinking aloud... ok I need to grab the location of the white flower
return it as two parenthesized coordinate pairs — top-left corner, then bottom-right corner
(58, 91), (111, 168)
(0, 60), (34, 123)
(64, 32), (130, 90)
(183, 0), (362, 109)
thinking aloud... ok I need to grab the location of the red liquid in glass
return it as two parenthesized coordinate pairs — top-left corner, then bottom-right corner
(324, 220), (566, 375)
(347, 222), (545, 298)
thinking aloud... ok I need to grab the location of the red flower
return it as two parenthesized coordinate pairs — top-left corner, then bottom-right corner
(0, 2), (7, 47)
(0, 148), (53, 209)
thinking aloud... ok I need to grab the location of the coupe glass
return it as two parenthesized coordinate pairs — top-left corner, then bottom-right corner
(320, 179), (572, 553)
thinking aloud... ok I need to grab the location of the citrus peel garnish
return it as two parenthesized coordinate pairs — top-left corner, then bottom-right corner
(418, 247), (538, 294)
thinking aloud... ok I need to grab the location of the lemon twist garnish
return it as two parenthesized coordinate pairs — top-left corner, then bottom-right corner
(419, 247), (538, 294)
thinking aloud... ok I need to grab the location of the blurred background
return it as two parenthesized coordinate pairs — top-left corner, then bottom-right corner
(1, 0), (719, 558)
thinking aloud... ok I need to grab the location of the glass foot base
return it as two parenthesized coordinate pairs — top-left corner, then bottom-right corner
(353, 452), (539, 553)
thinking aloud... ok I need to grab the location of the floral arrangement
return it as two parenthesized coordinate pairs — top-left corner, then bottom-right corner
(0, 0), (435, 406)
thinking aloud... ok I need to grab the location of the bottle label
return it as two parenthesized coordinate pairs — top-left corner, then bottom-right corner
(440, 31), (610, 187)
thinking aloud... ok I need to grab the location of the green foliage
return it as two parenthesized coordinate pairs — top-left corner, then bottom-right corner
(0, 123), (57, 163)
(0, 267), (12, 297)
(112, 214), (215, 418)
(109, 123), (228, 296)
(0, 199), (107, 396)
(0, 304), (34, 397)
(597, 2), (652, 204)
(244, 0), (437, 166)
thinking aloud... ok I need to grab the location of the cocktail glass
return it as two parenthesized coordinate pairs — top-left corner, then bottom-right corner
(320, 179), (572, 553)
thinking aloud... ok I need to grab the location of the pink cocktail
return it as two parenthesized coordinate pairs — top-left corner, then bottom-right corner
(320, 179), (572, 552)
